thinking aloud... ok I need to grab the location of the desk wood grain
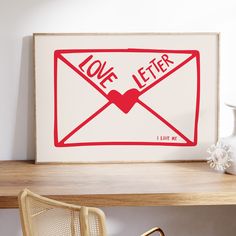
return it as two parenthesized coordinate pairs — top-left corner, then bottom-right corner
(0, 161), (236, 208)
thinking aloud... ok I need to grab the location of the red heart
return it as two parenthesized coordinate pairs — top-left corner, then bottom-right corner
(107, 89), (140, 113)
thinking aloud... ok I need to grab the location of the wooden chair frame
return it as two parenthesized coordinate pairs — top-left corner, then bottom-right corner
(141, 227), (165, 236)
(19, 189), (164, 236)
(19, 189), (107, 236)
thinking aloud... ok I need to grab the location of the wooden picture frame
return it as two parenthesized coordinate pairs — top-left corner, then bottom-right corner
(34, 33), (219, 163)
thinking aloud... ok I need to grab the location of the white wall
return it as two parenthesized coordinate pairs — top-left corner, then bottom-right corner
(1, 0), (236, 235)
(1, 206), (236, 236)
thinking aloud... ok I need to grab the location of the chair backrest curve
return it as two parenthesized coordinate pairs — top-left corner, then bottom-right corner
(18, 189), (107, 236)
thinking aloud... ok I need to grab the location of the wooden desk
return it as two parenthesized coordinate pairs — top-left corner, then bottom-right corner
(1, 161), (236, 208)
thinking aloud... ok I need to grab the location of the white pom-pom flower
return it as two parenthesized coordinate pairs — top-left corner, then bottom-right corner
(207, 141), (233, 171)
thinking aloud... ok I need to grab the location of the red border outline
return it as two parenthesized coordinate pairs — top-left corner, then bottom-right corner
(54, 49), (200, 147)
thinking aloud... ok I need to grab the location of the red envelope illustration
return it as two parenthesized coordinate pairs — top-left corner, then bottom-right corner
(54, 49), (200, 147)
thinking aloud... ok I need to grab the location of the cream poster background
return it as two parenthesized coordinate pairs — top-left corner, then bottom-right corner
(35, 33), (219, 163)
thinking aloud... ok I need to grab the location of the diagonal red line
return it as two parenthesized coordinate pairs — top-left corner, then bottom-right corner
(137, 100), (193, 144)
(58, 102), (111, 145)
(57, 53), (109, 99)
(57, 51), (195, 101)
(139, 54), (196, 95)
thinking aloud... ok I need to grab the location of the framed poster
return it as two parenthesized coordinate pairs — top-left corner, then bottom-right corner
(34, 33), (219, 163)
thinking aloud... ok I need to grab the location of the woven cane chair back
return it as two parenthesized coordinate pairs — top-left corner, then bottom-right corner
(18, 189), (107, 236)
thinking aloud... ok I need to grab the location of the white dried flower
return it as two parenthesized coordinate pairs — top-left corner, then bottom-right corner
(207, 141), (233, 171)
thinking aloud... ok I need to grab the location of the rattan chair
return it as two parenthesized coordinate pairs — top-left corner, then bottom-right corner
(19, 189), (165, 236)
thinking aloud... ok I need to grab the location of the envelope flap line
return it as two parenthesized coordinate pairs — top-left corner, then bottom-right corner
(140, 53), (198, 96)
(55, 52), (109, 100)
(55, 102), (111, 146)
(137, 100), (195, 145)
